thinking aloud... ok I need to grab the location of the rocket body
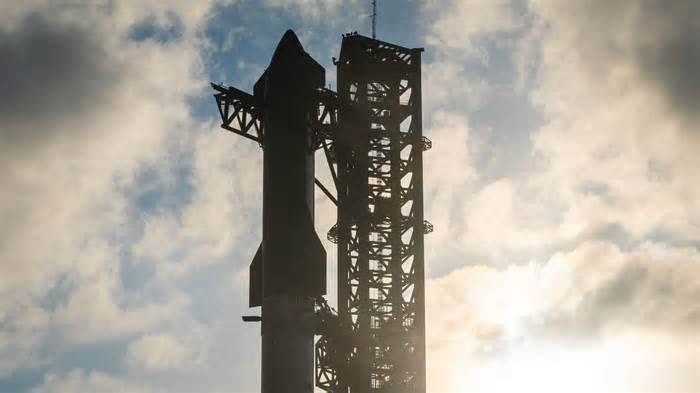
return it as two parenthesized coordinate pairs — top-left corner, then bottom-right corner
(248, 30), (326, 393)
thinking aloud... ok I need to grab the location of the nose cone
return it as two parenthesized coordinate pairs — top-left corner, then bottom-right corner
(253, 29), (325, 101)
(270, 29), (305, 68)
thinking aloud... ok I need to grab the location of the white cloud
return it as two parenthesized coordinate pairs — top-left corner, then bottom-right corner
(52, 269), (190, 345)
(262, 0), (359, 21)
(523, 0), (700, 244)
(419, 0), (700, 267)
(125, 333), (192, 371)
(130, 127), (261, 279)
(427, 241), (700, 392)
(0, 0), (227, 379)
(423, 111), (479, 268)
(424, 0), (519, 57)
(417, 1), (700, 391)
(423, 60), (489, 112)
(32, 369), (150, 393)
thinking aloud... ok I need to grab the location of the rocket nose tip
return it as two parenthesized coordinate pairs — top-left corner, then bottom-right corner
(271, 29), (304, 62)
(282, 29), (298, 40)
(279, 29), (303, 50)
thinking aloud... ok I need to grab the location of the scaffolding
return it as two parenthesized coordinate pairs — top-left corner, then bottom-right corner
(317, 33), (430, 393)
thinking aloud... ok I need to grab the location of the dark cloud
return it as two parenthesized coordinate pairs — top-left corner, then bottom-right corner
(633, 1), (700, 126)
(561, 0), (700, 127)
(0, 13), (122, 153)
(530, 252), (700, 342)
(528, 263), (649, 341)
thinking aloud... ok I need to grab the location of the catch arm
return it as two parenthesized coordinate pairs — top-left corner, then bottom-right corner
(211, 82), (264, 145)
(211, 83), (344, 205)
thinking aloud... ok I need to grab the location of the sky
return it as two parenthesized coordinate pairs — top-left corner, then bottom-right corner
(1, 0), (700, 392)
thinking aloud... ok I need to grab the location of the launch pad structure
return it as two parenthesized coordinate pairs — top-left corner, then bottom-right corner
(213, 30), (430, 393)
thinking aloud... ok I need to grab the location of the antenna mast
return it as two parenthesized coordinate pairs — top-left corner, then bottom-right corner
(371, 0), (377, 39)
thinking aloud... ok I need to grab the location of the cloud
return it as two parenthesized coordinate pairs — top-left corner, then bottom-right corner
(130, 128), (261, 279)
(125, 333), (192, 370)
(0, 0), (225, 381)
(0, 14), (122, 156)
(633, 2), (700, 125)
(423, 111), (480, 271)
(523, 0), (700, 244)
(418, 0), (700, 269)
(52, 270), (190, 346)
(32, 369), (150, 393)
(417, 2), (700, 391)
(424, 0), (519, 56)
(262, 0), (359, 21)
(427, 241), (700, 392)
(529, 0), (700, 128)
(0, 1), (282, 390)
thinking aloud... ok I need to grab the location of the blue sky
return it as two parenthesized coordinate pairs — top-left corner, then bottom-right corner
(1, 1), (700, 392)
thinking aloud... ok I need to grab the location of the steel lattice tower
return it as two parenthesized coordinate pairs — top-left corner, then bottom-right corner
(317, 33), (430, 393)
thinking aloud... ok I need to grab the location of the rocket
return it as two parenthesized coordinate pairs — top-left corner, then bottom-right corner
(248, 29), (326, 307)
(248, 30), (327, 393)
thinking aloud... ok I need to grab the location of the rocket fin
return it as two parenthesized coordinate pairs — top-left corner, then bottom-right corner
(249, 242), (263, 307)
(263, 209), (326, 298)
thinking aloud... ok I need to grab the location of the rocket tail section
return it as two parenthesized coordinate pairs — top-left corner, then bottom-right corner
(263, 209), (327, 299)
(249, 209), (327, 308)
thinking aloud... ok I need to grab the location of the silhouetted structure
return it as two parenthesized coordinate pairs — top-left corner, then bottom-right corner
(213, 29), (429, 393)
(316, 33), (429, 393)
(371, 0), (377, 39)
(213, 30), (326, 393)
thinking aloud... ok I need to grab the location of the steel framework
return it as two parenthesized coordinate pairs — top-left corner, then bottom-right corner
(316, 33), (430, 393)
(212, 83), (264, 144)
